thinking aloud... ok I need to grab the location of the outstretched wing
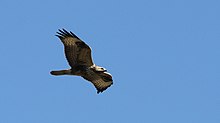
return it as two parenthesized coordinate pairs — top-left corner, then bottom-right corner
(82, 70), (113, 93)
(56, 29), (94, 68)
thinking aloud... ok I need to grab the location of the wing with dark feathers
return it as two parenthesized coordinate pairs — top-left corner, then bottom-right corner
(82, 70), (113, 93)
(55, 29), (94, 68)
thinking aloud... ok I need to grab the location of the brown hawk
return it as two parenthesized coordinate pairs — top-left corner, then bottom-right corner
(50, 29), (113, 93)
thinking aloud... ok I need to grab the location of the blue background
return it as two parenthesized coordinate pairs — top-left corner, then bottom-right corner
(0, 0), (219, 123)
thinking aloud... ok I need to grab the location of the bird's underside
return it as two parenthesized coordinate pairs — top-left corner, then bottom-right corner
(50, 29), (113, 93)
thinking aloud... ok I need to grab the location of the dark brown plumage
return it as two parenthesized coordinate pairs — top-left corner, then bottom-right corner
(50, 29), (113, 93)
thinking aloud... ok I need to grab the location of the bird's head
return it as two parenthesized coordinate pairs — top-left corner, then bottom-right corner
(97, 67), (107, 72)
(91, 65), (107, 72)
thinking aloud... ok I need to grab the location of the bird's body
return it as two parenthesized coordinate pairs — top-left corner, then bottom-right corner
(50, 29), (113, 93)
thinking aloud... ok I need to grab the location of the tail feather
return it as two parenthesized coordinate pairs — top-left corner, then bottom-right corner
(50, 69), (71, 76)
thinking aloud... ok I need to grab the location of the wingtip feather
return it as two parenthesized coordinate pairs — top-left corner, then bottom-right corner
(56, 28), (80, 40)
(96, 82), (113, 94)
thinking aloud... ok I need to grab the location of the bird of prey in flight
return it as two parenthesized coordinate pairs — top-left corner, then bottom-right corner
(50, 29), (113, 93)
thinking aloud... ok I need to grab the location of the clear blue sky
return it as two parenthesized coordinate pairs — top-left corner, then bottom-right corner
(0, 0), (219, 123)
